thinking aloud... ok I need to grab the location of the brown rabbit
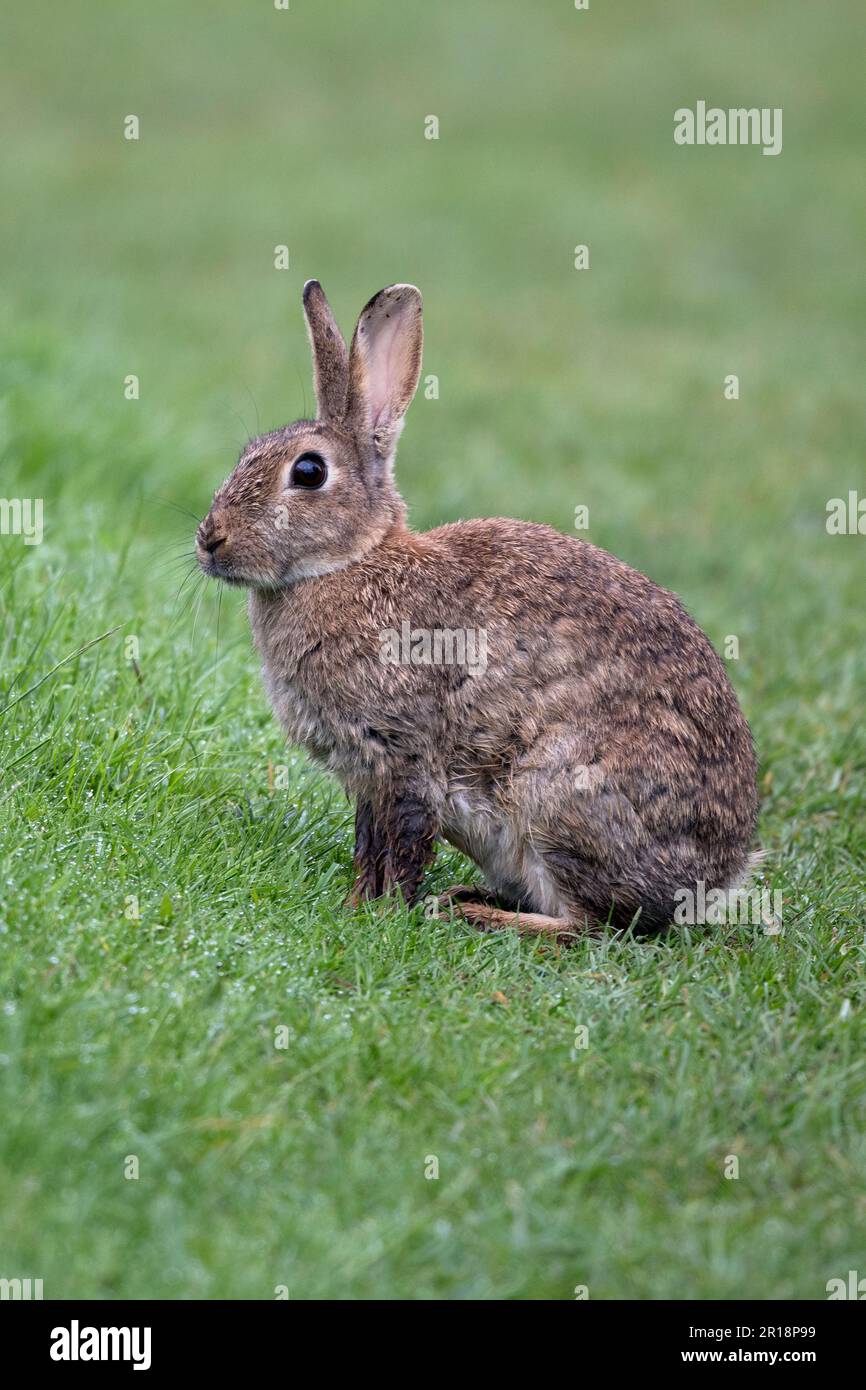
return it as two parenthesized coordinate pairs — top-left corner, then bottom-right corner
(196, 281), (757, 939)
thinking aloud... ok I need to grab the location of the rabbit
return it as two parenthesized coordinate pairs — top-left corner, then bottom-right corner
(196, 280), (758, 940)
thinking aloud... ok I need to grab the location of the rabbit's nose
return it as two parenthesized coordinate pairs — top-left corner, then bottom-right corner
(197, 516), (227, 553)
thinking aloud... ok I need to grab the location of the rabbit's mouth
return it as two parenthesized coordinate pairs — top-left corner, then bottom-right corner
(206, 564), (245, 587)
(198, 550), (248, 587)
(196, 514), (249, 585)
(196, 542), (282, 590)
(197, 541), (226, 577)
(195, 539), (245, 586)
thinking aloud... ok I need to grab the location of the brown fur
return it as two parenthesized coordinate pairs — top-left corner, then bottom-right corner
(197, 281), (758, 938)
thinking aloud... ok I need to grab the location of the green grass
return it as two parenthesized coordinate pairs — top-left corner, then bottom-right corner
(1, 0), (864, 1299)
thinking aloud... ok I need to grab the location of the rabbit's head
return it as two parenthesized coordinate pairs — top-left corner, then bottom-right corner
(197, 281), (423, 587)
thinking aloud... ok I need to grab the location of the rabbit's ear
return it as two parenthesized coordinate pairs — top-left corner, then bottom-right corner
(346, 285), (423, 464)
(303, 280), (349, 421)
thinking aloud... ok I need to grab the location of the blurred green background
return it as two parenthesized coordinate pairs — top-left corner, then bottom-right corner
(0, 0), (864, 1299)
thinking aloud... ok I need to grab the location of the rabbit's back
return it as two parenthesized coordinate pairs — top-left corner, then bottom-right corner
(424, 518), (757, 927)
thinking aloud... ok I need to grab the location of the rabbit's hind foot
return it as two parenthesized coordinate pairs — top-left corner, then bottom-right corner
(438, 888), (598, 943)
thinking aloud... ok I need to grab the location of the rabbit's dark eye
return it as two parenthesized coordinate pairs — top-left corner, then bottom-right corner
(290, 452), (328, 489)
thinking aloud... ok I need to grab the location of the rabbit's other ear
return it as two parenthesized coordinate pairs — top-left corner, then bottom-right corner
(303, 280), (349, 421)
(346, 284), (423, 464)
